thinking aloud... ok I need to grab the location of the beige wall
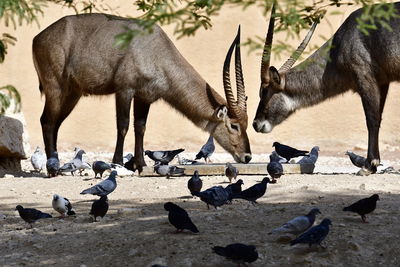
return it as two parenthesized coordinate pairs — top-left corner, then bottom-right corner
(1, 2), (399, 156)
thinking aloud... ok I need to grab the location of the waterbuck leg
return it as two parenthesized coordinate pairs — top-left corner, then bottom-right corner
(133, 98), (150, 173)
(41, 84), (81, 158)
(112, 91), (134, 165)
(357, 79), (382, 175)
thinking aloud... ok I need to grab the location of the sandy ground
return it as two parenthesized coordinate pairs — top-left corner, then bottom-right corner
(0, 152), (400, 267)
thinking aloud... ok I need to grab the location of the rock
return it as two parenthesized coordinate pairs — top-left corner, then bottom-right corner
(4, 174), (14, 178)
(347, 241), (360, 251)
(128, 248), (138, 256)
(359, 184), (366, 190)
(0, 114), (30, 159)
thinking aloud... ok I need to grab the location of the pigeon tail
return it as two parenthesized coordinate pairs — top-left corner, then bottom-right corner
(195, 151), (205, 160)
(40, 212), (53, 219)
(212, 246), (227, 257)
(67, 210), (76, 216)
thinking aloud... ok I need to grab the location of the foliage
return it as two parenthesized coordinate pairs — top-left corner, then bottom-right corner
(0, 85), (21, 114)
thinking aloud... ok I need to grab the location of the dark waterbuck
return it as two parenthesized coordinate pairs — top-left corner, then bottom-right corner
(32, 14), (251, 172)
(253, 3), (400, 175)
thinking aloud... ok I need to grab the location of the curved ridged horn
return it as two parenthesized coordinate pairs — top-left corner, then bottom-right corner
(261, 3), (276, 84)
(223, 29), (240, 117)
(234, 26), (246, 113)
(278, 22), (318, 73)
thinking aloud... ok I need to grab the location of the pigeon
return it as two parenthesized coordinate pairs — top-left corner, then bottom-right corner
(233, 177), (270, 204)
(225, 162), (239, 183)
(52, 194), (76, 217)
(31, 146), (47, 173)
(46, 151), (60, 177)
(298, 146), (320, 165)
(187, 170), (203, 195)
(110, 163), (135, 176)
(164, 202), (199, 233)
(178, 155), (198, 165)
(195, 135), (215, 163)
(15, 205), (52, 227)
(290, 218), (332, 248)
(273, 142), (308, 162)
(212, 243), (258, 265)
(59, 149), (86, 176)
(123, 153), (134, 165)
(267, 152), (284, 183)
(80, 170), (117, 196)
(145, 148), (184, 165)
(92, 161), (112, 178)
(225, 179), (244, 201)
(271, 208), (321, 235)
(345, 151), (366, 168)
(343, 194), (379, 223)
(78, 161), (91, 175)
(124, 154), (137, 172)
(89, 196), (109, 222)
(192, 186), (230, 209)
(154, 163), (185, 179)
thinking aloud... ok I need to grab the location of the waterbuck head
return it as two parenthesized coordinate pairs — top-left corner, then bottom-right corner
(253, 4), (317, 133)
(211, 26), (252, 163)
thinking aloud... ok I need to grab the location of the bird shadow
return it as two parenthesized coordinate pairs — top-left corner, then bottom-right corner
(177, 196), (194, 199)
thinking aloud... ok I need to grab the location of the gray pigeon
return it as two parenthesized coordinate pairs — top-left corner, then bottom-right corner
(187, 170), (203, 195)
(145, 148), (184, 164)
(92, 161), (112, 178)
(46, 151), (60, 177)
(15, 205), (52, 227)
(298, 146), (320, 164)
(271, 208), (321, 235)
(290, 218), (332, 248)
(59, 149), (86, 176)
(195, 135), (215, 163)
(31, 146), (47, 173)
(267, 152), (283, 183)
(52, 194), (75, 217)
(225, 162), (239, 183)
(80, 171), (117, 196)
(345, 151), (366, 168)
(123, 153), (134, 165)
(154, 164), (185, 179)
(192, 186), (230, 209)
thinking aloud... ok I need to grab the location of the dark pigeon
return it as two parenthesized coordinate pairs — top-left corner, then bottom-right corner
(273, 142), (308, 162)
(80, 170), (117, 196)
(124, 154), (137, 172)
(225, 162), (239, 183)
(164, 202), (199, 233)
(15, 205), (52, 227)
(46, 151), (60, 177)
(145, 148), (184, 165)
(92, 160), (112, 178)
(267, 152), (284, 183)
(233, 177), (270, 204)
(212, 243), (258, 265)
(343, 194), (379, 223)
(271, 208), (321, 235)
(52, 194), (75, 217)
(345, 151), (366, 168)
(154, 164), (185, 179)
(187, 170), (203, 195)
(195, 135), (215, 163)
(225, 179), (244, 202)
(90, 196), (109, 222)
(193, 186), (230, 209)
(290, 218), (332, 248)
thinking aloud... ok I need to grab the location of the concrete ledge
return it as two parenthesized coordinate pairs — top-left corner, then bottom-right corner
(139, 162), (315, 177)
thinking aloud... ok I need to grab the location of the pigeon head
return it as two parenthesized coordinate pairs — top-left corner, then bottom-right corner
(345, 151), (351, 156)
(262, 177), (271, 184)
(15, 205), (23, 211)
(35, 146), (41, 152)
(370, 194), (380, 201)
(110, 170), (118, 177)
(53, 194), (60, 201)
(76, 149), (86, 156)
(272, 142), (280, 147)
(312, 146), (320, 152)
(193, 170), (199, 176)
(320, 218), (332, 226)
(235, 179), (244, 185)
(100, 196), (108, 202)
(309, 208), (321, 215)
(144, 150), (150, 156)
(164, 202), (178, 211)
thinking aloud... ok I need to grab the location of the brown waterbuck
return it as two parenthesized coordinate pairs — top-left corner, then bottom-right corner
(32, 14), (252, 173)
(253, 3), (400, 175)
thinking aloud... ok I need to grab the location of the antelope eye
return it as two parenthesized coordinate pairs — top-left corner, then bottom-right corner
(230, 123), (239, 131)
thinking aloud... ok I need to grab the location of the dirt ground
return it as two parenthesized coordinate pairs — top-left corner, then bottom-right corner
(0, 152), (399, 267)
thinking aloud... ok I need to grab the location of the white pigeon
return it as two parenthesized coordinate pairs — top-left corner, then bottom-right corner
(52, 194), (76, 217)
(110, 163), (134, 176)
(31, 146), (47, 172)
(270, 208), (321, 235)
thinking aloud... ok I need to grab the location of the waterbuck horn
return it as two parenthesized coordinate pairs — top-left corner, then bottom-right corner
(278, 22), (318, 73)
(223, 26), (242, 118)
(261, 3), (276, 85)
(234, 26), (247, 113)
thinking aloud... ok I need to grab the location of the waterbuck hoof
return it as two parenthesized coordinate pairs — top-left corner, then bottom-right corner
(356, 168), (373, 176)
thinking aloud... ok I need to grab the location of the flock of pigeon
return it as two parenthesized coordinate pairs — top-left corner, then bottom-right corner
(24, 136), (380, 266)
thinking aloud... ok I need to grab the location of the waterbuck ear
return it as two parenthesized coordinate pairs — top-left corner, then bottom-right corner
(216, 105), (228, 120)
(269, 66), (281, 85)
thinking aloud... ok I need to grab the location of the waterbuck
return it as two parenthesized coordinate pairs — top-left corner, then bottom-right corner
(253, 3), (400, 175)
(32, 14), (252, 173)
